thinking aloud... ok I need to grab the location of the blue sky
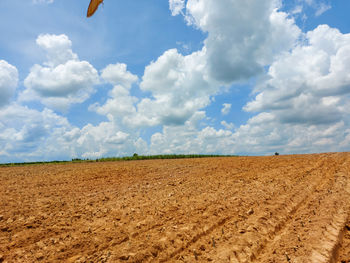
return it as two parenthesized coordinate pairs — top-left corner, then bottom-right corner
(1, 0), (350, 162)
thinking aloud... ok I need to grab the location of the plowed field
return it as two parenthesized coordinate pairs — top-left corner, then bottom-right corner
(1, 153), (350, 262)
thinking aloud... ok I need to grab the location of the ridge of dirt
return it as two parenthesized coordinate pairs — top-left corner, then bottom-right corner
(0, 152), (349, 262)
(335, 218), (350, 263)
(333, 157), (350, 263)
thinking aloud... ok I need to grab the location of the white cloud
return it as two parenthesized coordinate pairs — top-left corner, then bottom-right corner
(91, 85), (138, 124)
(9, 39), (143, 161)
(147, 106), (350, 156)
(221, 103), (231, 115)
(245, 25), (350, 126)
(76, 122), (130, 159)
(305, 0), (331, 16)
(315, 3), (331, 16)
(295, 0), (331, 17)
(230, 24), (350, 154)
(21, 34), (99, 112)
(129, 0), (300, 130)
(101, 63), (138, 88)
(24, 61), (97, 98)
(183, 0), (301, 82)
(91, 63), (139, 126)
(93, 49), (211, 129)
(0, 60), (18, 107)
(123, 0), (300, 129)
(221, 120), (234, 130)
(93, 0), (317, 155)
(148, 111), (235, 155)
(134, 1), (349, 156)
(291, 5), (303, 15)
(0, 103), (147, 162)
(0, 104), (72, 162)
(169, 0), (185, 16)
(137, 48), (213, 126)
(232, 114), (348, 155)
(36, 34), (78, 68)
(66, 121), (147, 159)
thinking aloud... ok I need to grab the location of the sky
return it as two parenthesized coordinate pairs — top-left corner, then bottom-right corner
(0, 0), (350, 163)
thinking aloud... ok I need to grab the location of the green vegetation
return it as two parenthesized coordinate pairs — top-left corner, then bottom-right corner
(97, 154), (234, 162)
(0, 154), (236, 167)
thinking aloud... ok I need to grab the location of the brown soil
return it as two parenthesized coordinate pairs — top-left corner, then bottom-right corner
(1, 152), (350, 262)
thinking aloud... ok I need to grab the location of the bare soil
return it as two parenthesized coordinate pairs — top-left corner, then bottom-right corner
(0, 152), (350, 262)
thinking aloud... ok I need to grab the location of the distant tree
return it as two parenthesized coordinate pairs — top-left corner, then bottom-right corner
(133, 153), (138, 157)
(275, 152), (279, 156)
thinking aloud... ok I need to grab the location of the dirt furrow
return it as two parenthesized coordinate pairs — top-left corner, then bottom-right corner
(253, 154), (350, 263)
(162, 155), (331, 262)
(222, 158), (330, 262)
(335, 218), (350, 263)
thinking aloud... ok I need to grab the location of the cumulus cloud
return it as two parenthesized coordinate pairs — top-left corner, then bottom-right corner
(148, 110), (350, 157)
(101, 63), (138, 88)
(0, 104), (72, 162)
(0, 60), (18, 107)
(147, 116), (324, 157)
(91, 85), (138, 124)
(234, 114), (349, 154)
(135, 1), (348, 156)
(70, 122), (147, 159)
(245, 25), (350, 126)
(5, 38), (143, 162)
(221, 103), (231, 115)
(36, 34), (78, 68)
(137, 48), (214, 126)
(148, 111), (235, 154)
(169, 0), (185, 16)
(0, 103), (147, 162)
(93, 17), (350, 158)
(225, 24), (350, 154)
(131, 0), (301, 129)
(123, 0), (301, 131)
(91, 63), (139, 126)
(183, 0), (301, 82)
(21, 34), (99, 112)
(93, 48), (213, 128)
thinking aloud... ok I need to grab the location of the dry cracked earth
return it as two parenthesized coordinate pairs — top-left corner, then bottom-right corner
(1, 152), (350, 262)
